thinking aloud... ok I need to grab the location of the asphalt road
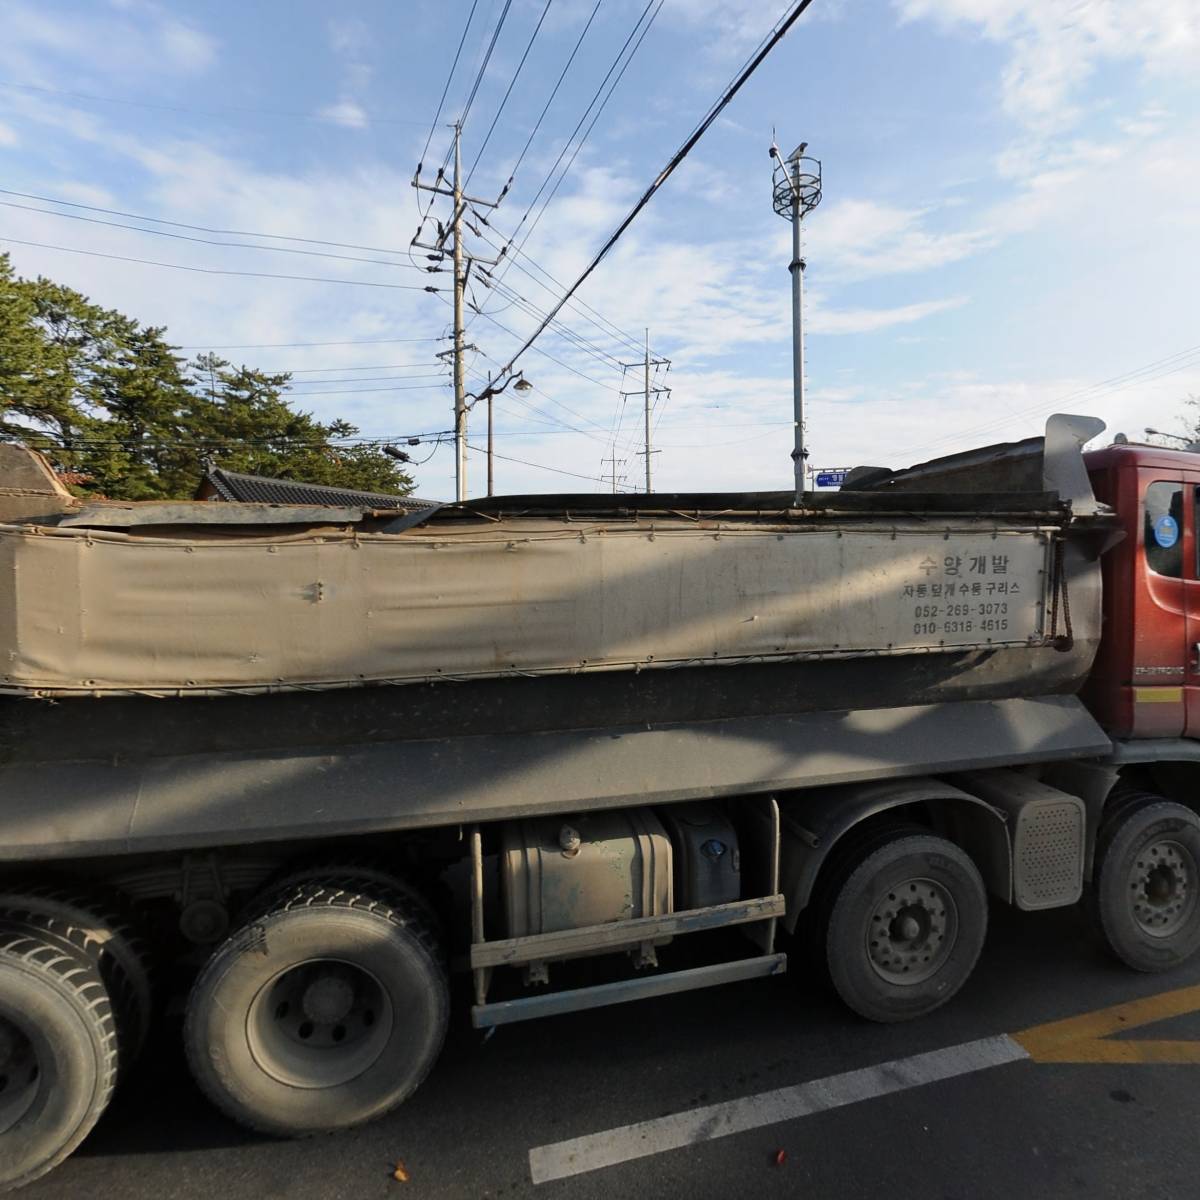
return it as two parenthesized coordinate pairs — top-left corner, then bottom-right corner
(24, 902), (1200, 1200)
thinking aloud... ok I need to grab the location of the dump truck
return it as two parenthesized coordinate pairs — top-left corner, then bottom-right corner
(3, 413), (1200, 1190)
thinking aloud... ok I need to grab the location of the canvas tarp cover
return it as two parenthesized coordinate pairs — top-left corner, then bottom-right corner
(0, 518), (1056, 695)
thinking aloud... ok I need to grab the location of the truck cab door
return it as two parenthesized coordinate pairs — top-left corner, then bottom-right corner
(1134, 476), (1187, 736)
(1182, 483), (1200, 737)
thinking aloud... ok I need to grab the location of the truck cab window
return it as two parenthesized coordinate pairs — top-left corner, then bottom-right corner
(1144, 481), (1183, 577)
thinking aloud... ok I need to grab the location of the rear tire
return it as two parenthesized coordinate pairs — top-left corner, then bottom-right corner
(0, 884), (154, 1067)
(256, 862), (444, 939)
(1091, 796), (1200, 972)
(822, 832), (988, 1023)
(184, 880), (447, 1138)
(0, 927), (119, 1193)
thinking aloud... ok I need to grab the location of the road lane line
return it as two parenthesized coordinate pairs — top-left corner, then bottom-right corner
(528, 1034), (1028, 1184)
(1014, 981), (1200, 1064)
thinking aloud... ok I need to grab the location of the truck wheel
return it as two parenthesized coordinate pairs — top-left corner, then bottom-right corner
(184, 880), (448, 1138)
(257, 863), (445, 940)
(823, 832), (988, 1023)
(0, 885), (154, 1066)
(1092, 797), (1200, 972)
(0, 927), (119, 1193)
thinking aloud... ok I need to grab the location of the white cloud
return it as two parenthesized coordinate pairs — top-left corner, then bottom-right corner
(317, 100), (369, 130)
(329, 17), (371, 56)
(815, 198), (991, 280)
(807, 294), (967, 335)
(158, 20), (217, 72)
(660, 0), (827, 56)
(895, 0), (1200, 131)
(0, 1), (217, 78)
(47, 180), (115, 207)
(0, 121), (18, 148)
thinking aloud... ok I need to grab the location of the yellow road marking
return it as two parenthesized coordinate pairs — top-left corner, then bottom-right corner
(1014, 981), (1200, 1063)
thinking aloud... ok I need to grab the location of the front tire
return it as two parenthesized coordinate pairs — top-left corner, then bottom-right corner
(823, 832), (988, 1023)
(184, 880), (447, 1138)
(1092, 796), (1200, 972)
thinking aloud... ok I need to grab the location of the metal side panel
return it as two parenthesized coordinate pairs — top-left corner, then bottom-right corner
(0, 695), (1112, 862)
(471, 954), (788, 1029)
(470, 895), (786, 970)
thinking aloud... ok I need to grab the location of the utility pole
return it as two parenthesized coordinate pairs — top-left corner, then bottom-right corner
(642, 329), (652, 493)
(486, 374), (494, 497)
(601, 452), (625, 494)
(412, 123), (502, 502)
(620, 331), (670, 494)
(451, 125), (467, 502)
(770, 138), (822, 505)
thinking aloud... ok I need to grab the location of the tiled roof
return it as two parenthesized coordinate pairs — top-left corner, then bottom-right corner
(203, 466), (439, 510)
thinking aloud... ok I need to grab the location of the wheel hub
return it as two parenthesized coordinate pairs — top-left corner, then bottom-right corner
(301, 973), (355, 1025)
(1131, 839), (1195, 938)
(867, 878), (958, 985)
(247, 958), (394, 1090)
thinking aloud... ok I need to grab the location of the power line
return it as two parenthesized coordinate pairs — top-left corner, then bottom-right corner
(498, 0), (603, 193)
(482, 277), (626, 374)
(468, 304), (614, 392)
(477, 0), (667, 319)
(0, 188), (413, 257)
(286, 374), (448, 386)
(466, 365), (608, 444)
(283, 383), (451, 396)
(0, 199), (427, 271)
(463, 0), (555, 192)
(417, 0), (483, 175)
(275, 363), (445, 374)
(0, 237), (440, 291)
(457, 0), (515, 132)
(176, 337), (446, 350)
(414, 0), (483, 230)
(487, 0), (661, 260)
(467, 358), (612, 445)
(0, 78), (434, 127)
(466, 441), (618, 487)
(492, 0), (816, 382)
(21, 429), (454, 448)
(473, 0), (663, 320)
(891, 342), (1200, 462)
(473, 221), (650, 358)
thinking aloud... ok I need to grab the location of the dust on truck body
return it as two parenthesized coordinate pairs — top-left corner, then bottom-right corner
(4, 413), (1200, 1190)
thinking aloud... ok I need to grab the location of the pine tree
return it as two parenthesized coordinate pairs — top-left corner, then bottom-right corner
(0, 252), (416, 500)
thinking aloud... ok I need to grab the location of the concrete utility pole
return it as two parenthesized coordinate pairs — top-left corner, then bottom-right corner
(601, 451), (625, 494)
(486, 375), (494, 497)
(451, 125), (467, 502)
(620, 331), (670, 495)
(770, 138), (822, 505)
(642, 329), (652, 493)
(412, 122), (503, 502)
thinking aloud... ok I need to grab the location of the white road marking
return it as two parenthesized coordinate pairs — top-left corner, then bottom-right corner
(528, 1033), (1028, 1184)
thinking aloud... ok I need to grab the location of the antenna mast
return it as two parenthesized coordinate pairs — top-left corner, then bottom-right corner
(770, 139), (822, 505)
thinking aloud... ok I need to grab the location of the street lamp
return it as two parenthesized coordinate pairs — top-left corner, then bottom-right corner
(464, 372), (533, 497)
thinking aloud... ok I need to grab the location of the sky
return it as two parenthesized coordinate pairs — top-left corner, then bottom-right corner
(1, 0), (1198, 499)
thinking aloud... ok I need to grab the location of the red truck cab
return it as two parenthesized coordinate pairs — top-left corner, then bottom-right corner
(1085, 442), (1200, 738)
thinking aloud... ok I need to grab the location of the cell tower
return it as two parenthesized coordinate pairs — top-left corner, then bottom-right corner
(770, 138), (822, 504)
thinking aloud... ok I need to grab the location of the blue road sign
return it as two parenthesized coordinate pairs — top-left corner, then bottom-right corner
(814, 469), (849, 488)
